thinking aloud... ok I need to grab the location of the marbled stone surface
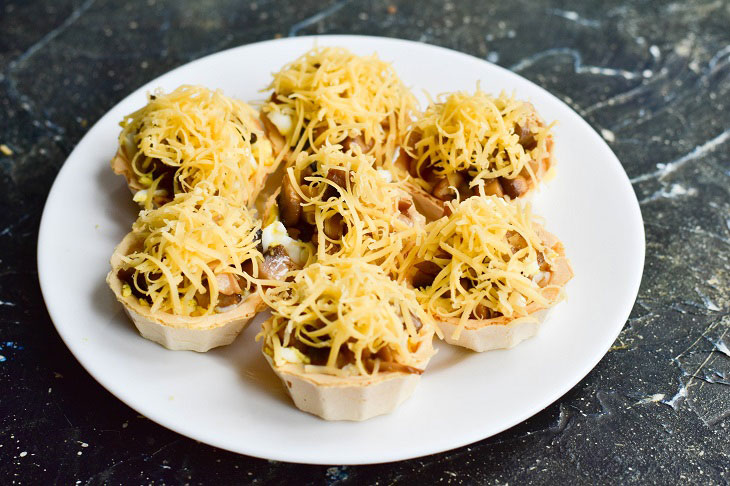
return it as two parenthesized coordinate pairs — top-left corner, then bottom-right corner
(2, 0), (729, 483)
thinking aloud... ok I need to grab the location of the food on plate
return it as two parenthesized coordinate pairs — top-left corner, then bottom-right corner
(261, 46), (417, 167)
(258, 259), (437, 421)
(262, 144), (425, 282)
(101, 44), (577, 425)
(106, 190), (265, 351)
(400, 88), (554, 220)
(112, 85), (276, 209)
(412, 195), (572, 352)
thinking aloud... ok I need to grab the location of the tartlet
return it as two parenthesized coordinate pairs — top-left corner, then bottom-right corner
(107, 191), (265, 351)
(400, 89), (554, 220)
(261, 46), (417, 167)
(261, 143), (426, 282)
(112, 85), (276, 209)
(413, 195), (573, 352)
(258, 260), (436, 421)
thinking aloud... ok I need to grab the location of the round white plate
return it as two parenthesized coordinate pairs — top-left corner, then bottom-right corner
(38, 35), (644, 465)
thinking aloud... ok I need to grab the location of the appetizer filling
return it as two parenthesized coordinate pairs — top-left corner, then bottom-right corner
(261, 46), (417, 166)
(269, 144), (425, 281)
(259, 260), (436, 377)
(258, 218), (309, 281)
(116, 191), (263, 316)
(115, 85), (274, 208)
(402, 89), (553, 202)
(415, 196), (564, 337)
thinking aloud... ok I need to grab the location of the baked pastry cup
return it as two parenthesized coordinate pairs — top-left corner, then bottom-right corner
(260, 46), (417, 168)
(262, 143), (425, 282)
(413, 196), (573, 352)
(398, 88), (554, 220)
(107, 191), (265, 352)
(258, 260), (436, 421)
(112, 85), (277, 209)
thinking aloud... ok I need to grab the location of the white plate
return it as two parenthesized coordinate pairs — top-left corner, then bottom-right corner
(38, 36), (644, 465)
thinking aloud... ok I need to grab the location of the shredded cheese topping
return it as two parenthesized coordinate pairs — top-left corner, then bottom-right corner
(258, 260), (435, 377)
(262, 46), (417, 167)
(288, 144), (424, 281)
(417, 196), (563, 337)
(405, 88), (553, 192)
(118, 85), (274, 208)
(118, 190), (263, 316)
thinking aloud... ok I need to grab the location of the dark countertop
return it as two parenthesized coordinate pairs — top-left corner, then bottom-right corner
(2, 0), (729, 483)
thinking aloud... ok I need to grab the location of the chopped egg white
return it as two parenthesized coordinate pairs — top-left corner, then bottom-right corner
(275, 346), (310, 366)
(375, 169), (393, 183)
(132, 188), (167, 203)
(508, 292), (527, 310)
(247, 150), (257, 168)
(268, 112), (293, 136)
(262, 219), (305, 264)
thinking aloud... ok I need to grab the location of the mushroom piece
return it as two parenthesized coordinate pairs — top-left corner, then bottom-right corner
(483, 179), (504, 197)
(279, 176), (303, 226)
(500, 175), (529, 199)
(260, 245), (301, 281)
(215, 273), (242, 295)
(323, 214), (346, 240)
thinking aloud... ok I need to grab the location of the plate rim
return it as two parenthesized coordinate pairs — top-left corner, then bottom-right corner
(37, 34), (645, 465)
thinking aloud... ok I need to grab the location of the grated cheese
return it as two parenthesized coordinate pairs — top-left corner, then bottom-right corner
(405, 87), (553, 193)
(117, 85), (274, 209)
(258, 259), (435, 376)
(118, 190), (263, 316)
(416, 195), (564, 337)
(287, 144), (425, 282)
(262, 46), (417, 167)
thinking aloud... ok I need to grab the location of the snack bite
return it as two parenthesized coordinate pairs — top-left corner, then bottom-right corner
(413, 195), (573, 352)
(258, 260), (436, 421)
(401, 89), (554, 220)
(263, 144), (425, 282)
(107, 191), (265, 351)
(112, 85), (276, 209)
(261, 46), (417, 167)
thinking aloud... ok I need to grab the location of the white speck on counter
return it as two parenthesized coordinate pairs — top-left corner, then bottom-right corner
(649, 45), (661, 60)
(662, 383), (688, 410)
(635, 393), (665, 404)
(19, 451), (27, 458)
(600, 129), (615, 142)
(714, 340), (730, 357)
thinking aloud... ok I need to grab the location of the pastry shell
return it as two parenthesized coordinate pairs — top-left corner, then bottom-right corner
(262, 325), (435, 421)
(431, 228), (573, 352)
(112, 110), (277, 208)
(107, 232), (264, 352)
